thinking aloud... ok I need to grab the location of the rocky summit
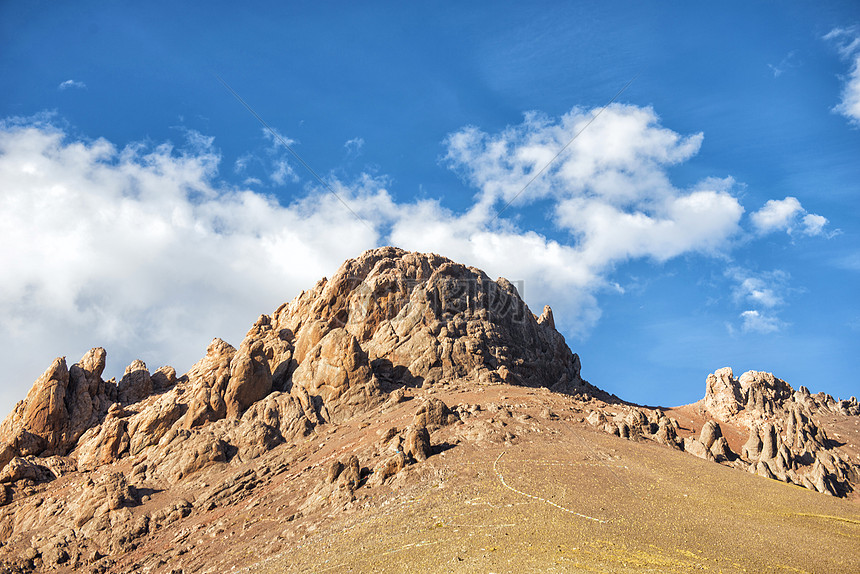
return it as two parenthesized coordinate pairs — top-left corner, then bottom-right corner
(0, 247), (858, 573)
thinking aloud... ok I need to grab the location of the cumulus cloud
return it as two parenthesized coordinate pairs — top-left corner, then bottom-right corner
(750, 196), (831, 236)
(824, 27), (860, 125)
(442, 105), (742, 275)
(0, 103), (818, 412)
(0, 116), (380, 412)
(58, 79), (86, 90)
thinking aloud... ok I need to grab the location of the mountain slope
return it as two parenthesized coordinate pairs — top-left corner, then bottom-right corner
(0, 247), (857, 573)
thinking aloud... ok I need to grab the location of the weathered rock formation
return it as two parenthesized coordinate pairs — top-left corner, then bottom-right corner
(0, 248), (595, 572)
(698, 367), (858, 496)
(580, 365), (859, 497)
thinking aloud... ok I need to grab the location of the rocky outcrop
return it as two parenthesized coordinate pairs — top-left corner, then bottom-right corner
(699, 420), (722, 451)
(698, 367), (858, 497)
(117, 360), (152, 406)
(225, 340), (273, 418)
(0, 348), (116, 463)
(273, 247), (587, 393)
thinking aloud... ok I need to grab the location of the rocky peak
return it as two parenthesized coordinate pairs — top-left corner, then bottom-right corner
(702, 367), (804, 425)
(702, 367), (858, 425)
(273, 246), (584, 392)
(0, 247), (589, 483)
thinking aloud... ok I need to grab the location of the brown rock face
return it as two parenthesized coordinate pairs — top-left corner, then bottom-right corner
(702, 367), (744, 421)
(699, 420), (722, 450)
(225, 341), (273, 418)
(404, 425), (432, 462)
(0, 248), (592, 514)
(274, 247), (585, 393)
(701, 368), (795, 427)
(117, 360), (152, 405)
(0, 348), (115, 462)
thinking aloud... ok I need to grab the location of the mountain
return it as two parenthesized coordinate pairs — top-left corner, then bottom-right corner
(0, 247), (858, 573)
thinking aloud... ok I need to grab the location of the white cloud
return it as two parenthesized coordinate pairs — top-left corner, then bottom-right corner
(824, 27), (860, 59)
(727, 267), (789, 309)
(0, 104), (819, 413)
(444, 105), (705, 212)
(740, 310), (782, 334)
(0, 117), (380, 413)
(801, 213), (829, 236)
(58, 79), (86, 90)
(750, 197), (803, 232)
(825, 27), (860, 125)
(836, 55), (860, 125)
(750, 196), (831, 236)
(442, 104), (741, 276)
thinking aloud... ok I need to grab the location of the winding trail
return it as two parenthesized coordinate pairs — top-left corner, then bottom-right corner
(493, 451), (607, 523)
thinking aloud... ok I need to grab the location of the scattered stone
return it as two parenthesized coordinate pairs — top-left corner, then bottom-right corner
(699, 420), (722, 450)
(413, 398), (456, 431)
(337, 455), (362, 492)
(710, 437), (735, 461)
(683, 438), (714, 461)
(404, 425), (432, 462)
(326, 460), (345, 484)
(368, 452), (406, 487)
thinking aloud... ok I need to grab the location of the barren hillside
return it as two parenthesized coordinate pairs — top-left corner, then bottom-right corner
(0, 248), (857, 573)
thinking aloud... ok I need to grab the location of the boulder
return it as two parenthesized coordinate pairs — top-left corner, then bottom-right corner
(368, 452), (407, 487)
(759, 422), (778, 460)
(413, 398), (456, 431)
(0, 457), (55, 483)
(699, 420), (722, 451)
(118, 360), (153, 405)
(742, 426), (763, 461)
(683, 438), (714, 461)
(336, 455), (361, 492)
(710, 436), (734, 461)
(225, 340), (273, 418)
(404, 425), (432, 462)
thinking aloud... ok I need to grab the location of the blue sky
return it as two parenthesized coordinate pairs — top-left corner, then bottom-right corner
(1, 1), (859, 414)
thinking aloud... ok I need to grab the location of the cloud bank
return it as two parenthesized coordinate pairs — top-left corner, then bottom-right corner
(0, 104), (828, 412)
